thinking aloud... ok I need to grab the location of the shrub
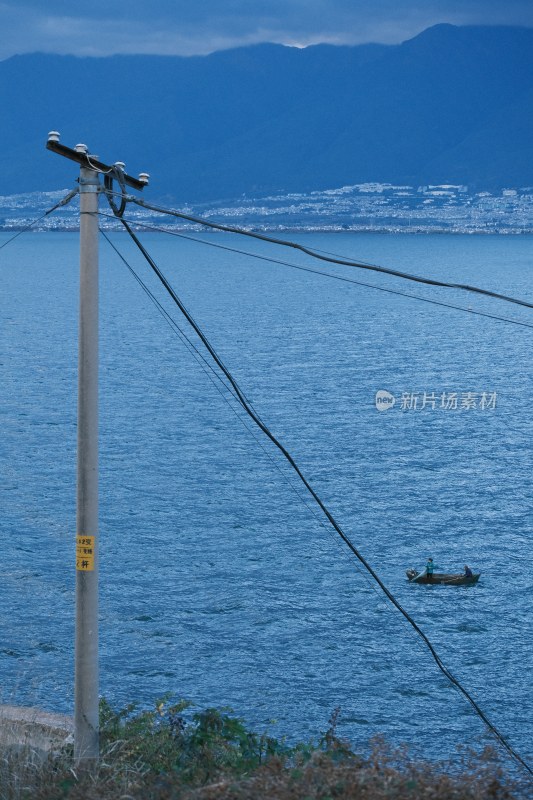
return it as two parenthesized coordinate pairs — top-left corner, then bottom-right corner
(0, 700), (525, 800)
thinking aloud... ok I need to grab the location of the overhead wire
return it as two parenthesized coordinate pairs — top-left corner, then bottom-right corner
(96, 210), (533, 333)
(101, 195), (532, 776)
(0, 187), (79, 251)
(99, 175), (533, 773)
(126, 195), (533, 312)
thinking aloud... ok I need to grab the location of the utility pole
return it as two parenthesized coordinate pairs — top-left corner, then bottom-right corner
(46, 133), (148, 762)
(74, 157), (100, 761)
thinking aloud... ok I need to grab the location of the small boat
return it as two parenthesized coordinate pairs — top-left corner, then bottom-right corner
(406, 569), (480, 586)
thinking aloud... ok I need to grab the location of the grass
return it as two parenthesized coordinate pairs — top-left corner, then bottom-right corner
(0, 700), (527, 800)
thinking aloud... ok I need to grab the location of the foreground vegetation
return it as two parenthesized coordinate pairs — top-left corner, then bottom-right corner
(1, 700), (525, 800)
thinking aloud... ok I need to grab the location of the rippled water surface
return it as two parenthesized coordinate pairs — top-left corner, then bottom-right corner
(1, 231), (532, 767)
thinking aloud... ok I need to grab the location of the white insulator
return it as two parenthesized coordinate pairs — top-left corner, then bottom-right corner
(75, 143), (88, 154)
(114, 161), (126, 171)
(138, 172), (150, 185)
(48, 130), (60, 143)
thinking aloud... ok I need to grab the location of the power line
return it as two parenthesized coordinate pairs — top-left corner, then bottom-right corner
(125, 195), (533, 312)
(96, 211), (533, 333)
(100, 176), (533, 773)
(0, 188), (79, 252)
(108, 212), (532, 778)
(103, 218), (495, 658)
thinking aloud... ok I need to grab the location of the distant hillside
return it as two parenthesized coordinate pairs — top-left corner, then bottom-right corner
(0, 24), (532, 201)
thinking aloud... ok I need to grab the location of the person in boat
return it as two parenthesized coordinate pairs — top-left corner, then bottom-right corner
(463, 565), (473, 578)
(426, 558), (435, 581)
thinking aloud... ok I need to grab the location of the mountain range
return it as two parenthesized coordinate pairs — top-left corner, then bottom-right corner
(0, 24), (532, 201)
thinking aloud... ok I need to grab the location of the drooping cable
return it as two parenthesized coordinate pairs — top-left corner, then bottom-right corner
(109, 209), (531, 777)
(102, 176), (532, 774)
(126, 195), (533, 312)
(96, 210), (533, 333)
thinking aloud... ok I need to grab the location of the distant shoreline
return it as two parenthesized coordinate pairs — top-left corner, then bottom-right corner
(2, 225), (532, 235)
(1, 183), (532, 236)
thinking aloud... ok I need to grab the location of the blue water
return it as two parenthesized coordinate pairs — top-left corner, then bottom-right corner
(1, 231), (532, 769)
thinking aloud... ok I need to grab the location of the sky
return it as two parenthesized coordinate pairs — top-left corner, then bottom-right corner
(0, 1), (532, 61)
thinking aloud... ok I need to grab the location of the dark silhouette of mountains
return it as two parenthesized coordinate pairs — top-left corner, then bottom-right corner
(0, 24), (532, 200)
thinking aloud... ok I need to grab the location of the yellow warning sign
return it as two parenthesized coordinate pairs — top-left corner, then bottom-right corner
(76, 535), (95, 571)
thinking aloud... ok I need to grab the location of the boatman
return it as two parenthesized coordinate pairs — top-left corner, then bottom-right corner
(464, 565), (473, 577)
(426, 558), (435, 581)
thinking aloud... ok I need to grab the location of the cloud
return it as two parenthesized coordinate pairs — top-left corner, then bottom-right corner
(1, 1), (532, 60)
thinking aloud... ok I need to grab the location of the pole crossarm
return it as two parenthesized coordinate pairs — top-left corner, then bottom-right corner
(46, 133), (149, 191)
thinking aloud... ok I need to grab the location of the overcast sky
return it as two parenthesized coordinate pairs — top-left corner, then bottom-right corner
(1, 1), (532, 60)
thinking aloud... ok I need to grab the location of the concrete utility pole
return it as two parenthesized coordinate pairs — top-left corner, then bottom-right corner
(46, 133), (148, 762)
(75, 159), (100, 761)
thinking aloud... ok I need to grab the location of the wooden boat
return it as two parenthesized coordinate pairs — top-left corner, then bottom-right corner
(406, 569), (480, 586)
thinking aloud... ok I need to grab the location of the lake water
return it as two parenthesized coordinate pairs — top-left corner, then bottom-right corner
(1, 230), (532, 770)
